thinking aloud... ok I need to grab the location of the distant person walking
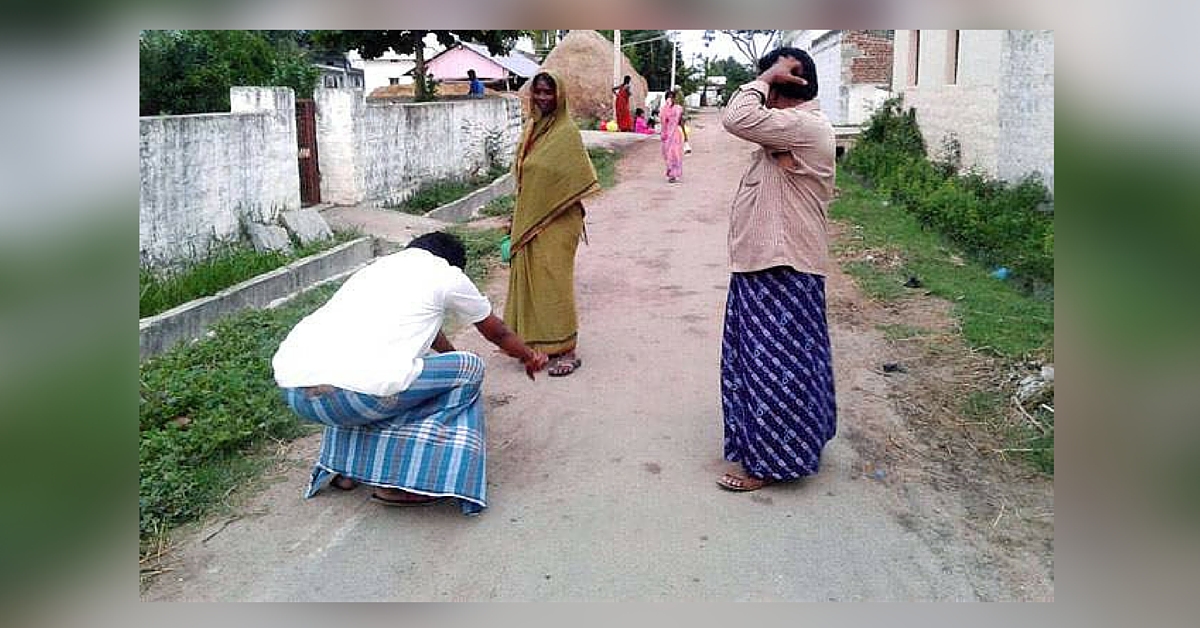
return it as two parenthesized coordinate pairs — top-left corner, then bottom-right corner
(612, 75), (633, 132)
(506, 71), (600, 377)
(659, 89), (685, 183)
(716, 48), (838, 492)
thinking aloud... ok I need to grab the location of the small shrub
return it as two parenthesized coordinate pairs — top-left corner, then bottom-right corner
(391, 168), (508, 216)
(481, 194), (515, 218)
(846, 96), (1053, 286)
(587, 147), (617, 189)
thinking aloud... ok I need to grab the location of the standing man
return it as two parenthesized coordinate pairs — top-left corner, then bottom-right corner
(716, 48), (838, 492)
(273, 232), (548, 515)
(467, 68), (485, 98)
(612, 74), (633, 132)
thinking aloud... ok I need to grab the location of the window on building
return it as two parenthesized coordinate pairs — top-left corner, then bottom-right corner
(324, 75), (338, 88)
(389, 77), (400, 85)
(946, 30), (960, 85)
(908, 30), (921, 86)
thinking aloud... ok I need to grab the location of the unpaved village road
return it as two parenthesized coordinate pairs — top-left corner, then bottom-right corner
(143, 110), (1053, 601)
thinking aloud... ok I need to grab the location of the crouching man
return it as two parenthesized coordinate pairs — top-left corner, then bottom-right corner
(272, 231), (548, 515)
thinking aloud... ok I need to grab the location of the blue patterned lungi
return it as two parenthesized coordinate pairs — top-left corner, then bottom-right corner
(282, 352), (487, 515)
(721, 266), (837, 480)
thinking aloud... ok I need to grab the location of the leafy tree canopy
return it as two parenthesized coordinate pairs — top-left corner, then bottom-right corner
(139, 30), (320, 116)
(312, 30), (527, 101)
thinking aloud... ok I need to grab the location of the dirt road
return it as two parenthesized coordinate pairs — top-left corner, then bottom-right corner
(142, 110), (1052, 601)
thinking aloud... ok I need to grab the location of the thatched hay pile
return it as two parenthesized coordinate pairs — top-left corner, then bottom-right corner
(368, 81), (476, 101)
(518, 30), (648, 126)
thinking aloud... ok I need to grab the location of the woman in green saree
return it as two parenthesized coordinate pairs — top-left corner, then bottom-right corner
(505, 71), (599, 377)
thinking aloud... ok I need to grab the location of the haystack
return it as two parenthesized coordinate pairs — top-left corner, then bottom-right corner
(518, 30), (648, 125)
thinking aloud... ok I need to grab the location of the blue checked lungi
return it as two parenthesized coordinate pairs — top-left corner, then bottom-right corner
(282, 352), (488, 515)
(721, 266), (837, 481)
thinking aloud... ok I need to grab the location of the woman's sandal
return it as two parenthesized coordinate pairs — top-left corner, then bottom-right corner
(548, 355), (582, 377)
(716, 472), (772, 492)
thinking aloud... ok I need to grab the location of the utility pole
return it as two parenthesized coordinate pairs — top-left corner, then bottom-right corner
(669, 32), (677, 93)
(613, 30), (621, 88)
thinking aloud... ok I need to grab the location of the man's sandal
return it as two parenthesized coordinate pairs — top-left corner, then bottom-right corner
(370, 491), (446, 507)
(716, 472), (772, 492)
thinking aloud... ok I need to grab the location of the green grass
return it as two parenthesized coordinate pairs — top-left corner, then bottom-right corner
(1021, 405), (1055, 474)
(139, 283), (337, 547)
(139, 231), (359, 318)
(960, 388), (1054, 474)
(834, 173), (1054, 474)
(446, 225), (507, 287)
(140, 225), (509, 551)
(877, 323), (938, 341)
(844, 260), (905, 301)
(475, 148), (615, 219)
(481, 194), (515, 218)
(588, 147), (618, 189)
(391, 166), (508, 216)
(832, 173), (1053, 359)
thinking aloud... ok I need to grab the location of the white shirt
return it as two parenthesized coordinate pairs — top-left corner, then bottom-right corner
(272, 248), (492, 396)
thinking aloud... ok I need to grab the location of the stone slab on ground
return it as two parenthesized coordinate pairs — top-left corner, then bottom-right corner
(426, 174), (515, 223)
(246, 223), (293, 254)
(139, 237), (374, 361)
(281, 208), (333, 244)
(580, 129), (657, 151)
(319, 206), (450, 248)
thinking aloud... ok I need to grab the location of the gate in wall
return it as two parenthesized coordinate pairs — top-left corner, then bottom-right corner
(295, 98), (320, 206)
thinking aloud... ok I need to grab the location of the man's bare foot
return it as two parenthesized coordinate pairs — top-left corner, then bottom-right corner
(331, 474), (359, 490)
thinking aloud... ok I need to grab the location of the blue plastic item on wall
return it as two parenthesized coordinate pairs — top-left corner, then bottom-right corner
(500, 235), (511, 263)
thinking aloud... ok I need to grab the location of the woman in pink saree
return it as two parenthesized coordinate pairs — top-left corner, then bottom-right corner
(659, 89), (685, 183)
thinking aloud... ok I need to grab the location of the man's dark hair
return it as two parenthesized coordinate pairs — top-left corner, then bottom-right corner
(635, 107), (644, 116)
(623, 75), (631, 84)
(468, 69), (477, 79)
(407, 231), (467, 270)
(757, 47), (818, 101)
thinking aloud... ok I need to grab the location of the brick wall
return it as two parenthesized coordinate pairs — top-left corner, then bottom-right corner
(845, 31), (895, 87)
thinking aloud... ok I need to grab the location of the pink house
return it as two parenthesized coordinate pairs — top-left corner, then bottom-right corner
(422, 42), (540, 90)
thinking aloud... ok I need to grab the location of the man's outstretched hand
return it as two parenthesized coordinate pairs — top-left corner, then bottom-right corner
(522, 351), (549, 380)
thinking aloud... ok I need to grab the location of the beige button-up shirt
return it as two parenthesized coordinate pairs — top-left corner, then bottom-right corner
(721, 79), (836, 276)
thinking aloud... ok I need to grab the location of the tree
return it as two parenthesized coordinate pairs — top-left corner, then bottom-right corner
(313, 30), (526, 101)
(598, 30), (685, 91)
(710, 56), (757, 106)
(706, 30), (781, 66)
(140, 30), (321, 116)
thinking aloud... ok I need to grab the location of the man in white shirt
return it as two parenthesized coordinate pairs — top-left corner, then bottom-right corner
(273, 231), (548, 515)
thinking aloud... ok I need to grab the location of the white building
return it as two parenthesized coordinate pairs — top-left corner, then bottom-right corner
(891, 30), (1054, 191)
(348, 49), (417, 94)
(785, 30), (895, 126)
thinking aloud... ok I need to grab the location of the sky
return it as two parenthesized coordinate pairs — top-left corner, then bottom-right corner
(351, 30), (785, 70)
(674, 30), (784, 66)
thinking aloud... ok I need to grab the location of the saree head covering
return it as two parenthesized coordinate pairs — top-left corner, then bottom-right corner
(511, 71), (600, 254)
